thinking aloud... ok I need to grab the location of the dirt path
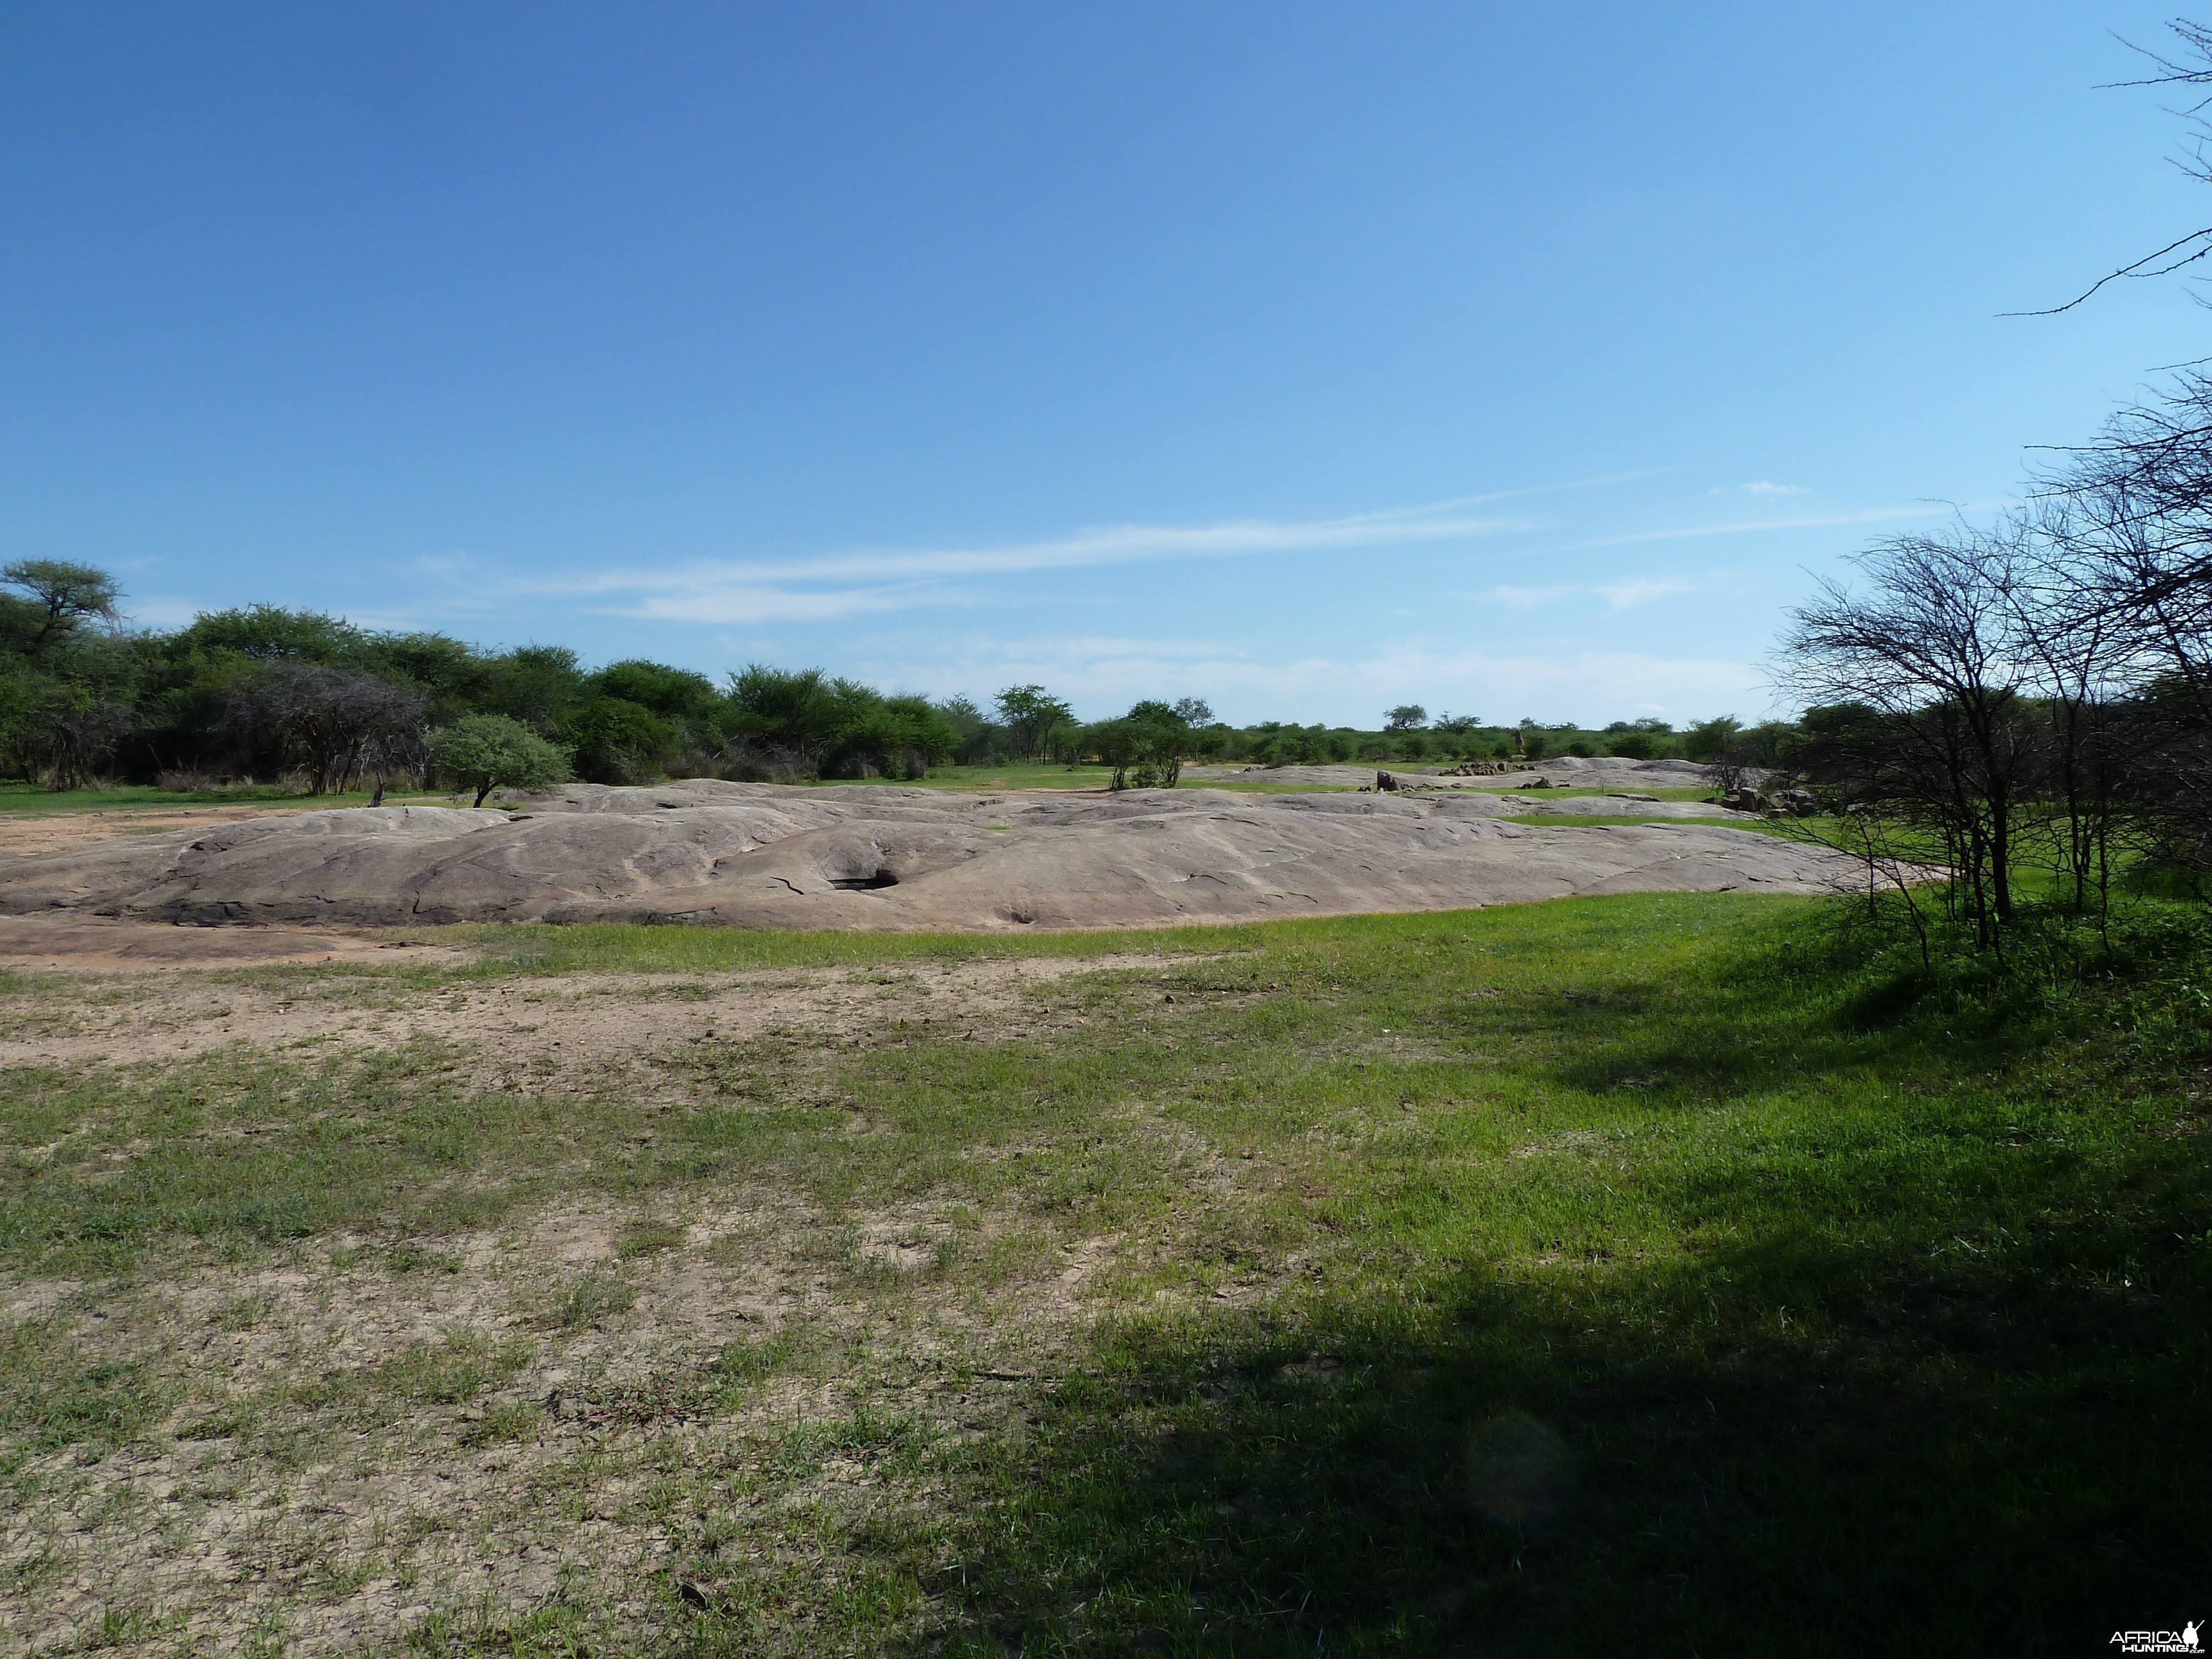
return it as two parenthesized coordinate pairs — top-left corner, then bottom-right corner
(0, 914), (466, 971)
(0, 949), (1207, 1070)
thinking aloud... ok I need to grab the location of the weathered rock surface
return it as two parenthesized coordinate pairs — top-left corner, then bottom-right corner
(0, 779), (1861, 932)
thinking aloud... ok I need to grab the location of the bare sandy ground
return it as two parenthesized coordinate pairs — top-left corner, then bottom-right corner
(0, 778), (1851, 935)
(0, 915), (468, 971)
(0, 948), (1186, 1070)
(0, 950), (1245, 1654)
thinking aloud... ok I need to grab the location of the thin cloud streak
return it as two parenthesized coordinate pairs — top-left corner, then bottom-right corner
(541, 496), (1567, 622)
(631, 583), (956, 624)
(1594, 575), (1700, 611)
(548, 501), (1537, 601)
(1567, 502), (1954, 551)
(1490, 575), (1701, 612)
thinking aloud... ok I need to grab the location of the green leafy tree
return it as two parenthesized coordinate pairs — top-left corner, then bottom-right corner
(724, 666), (959, 779)
(1083, 717), (1143, 789)
(1080, 701), (1197, 788)
(1, 561), (119, 656)
(171, 604), (368, 664)
(1683, 716), (1744, 763)
(1384, 704), (1427, 732)
(8, 676), (134, 789)
(995, 685), (1075, 760)
(428, 714), (573, 807)
(371, 632), (493, 717)
(554, 697), (678, 784)
(932, 694), (1009, 764)
(1126, 700), (1195, 786)
(481, 645), (588, 729)
(594, 659), (721, 721)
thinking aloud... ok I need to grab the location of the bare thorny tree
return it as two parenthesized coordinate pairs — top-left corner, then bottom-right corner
(221, 664), (426, 797)
(1776, 21), (2212, 950)
(1780, 514), (2178, 956)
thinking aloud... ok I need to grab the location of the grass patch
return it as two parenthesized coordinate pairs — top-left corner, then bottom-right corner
(0, 780), (444, 816)
(375, 1331), (535, 1405)
(540, 1272), (636, 1331)
(617, 1216), (687, 1258)
(0, 892), (2204, 1653)
(0, 1322), (169, 1453)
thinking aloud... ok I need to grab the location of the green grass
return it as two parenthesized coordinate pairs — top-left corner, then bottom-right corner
(2, 893), (2206, 1653)
(1444, 782), (1721, 801)
(0, 779), (445, 816)
(1517, 812), (1793, 832)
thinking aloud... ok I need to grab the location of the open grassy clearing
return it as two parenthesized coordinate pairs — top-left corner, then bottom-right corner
(1, 894), (2205, 1655)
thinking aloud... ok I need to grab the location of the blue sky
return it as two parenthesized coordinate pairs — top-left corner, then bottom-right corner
(3, 3), (2205, 726)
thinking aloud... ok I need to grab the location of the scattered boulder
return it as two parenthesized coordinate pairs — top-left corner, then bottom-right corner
(1724, 785), (1819, 817)
(1376, 770), (1402, 791)
(1607, 792), (1660, 803)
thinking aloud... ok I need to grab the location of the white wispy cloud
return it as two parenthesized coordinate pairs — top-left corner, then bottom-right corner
(121, 596), (204, 628)
(538, 498), (1541, 623)
(1570, 503), (1950, 552)
(1593, 575), (1700, 610)
(1708, 481), (1808, 497)
(1490, 575), (1700, 612)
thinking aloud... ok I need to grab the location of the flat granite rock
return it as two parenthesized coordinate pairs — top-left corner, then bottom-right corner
(0, 779), (1860, 932)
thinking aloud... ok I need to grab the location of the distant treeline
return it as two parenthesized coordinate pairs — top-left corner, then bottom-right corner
(0, 572), (1792, 795)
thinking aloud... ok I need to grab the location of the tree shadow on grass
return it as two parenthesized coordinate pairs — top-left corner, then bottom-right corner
(899, 1141), (2210, 1657)
(871, 907), (2212, 1658)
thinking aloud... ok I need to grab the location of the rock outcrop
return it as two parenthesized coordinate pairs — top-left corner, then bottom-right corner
(0, 779), (1871, 932)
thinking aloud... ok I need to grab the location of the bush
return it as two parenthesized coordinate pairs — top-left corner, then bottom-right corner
(555, 696), (679, 785)
(724, 666), (959, 780)
(428, 715), (573, 807)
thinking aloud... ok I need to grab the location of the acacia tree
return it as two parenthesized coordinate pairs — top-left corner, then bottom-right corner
(1782, 525), (2037, 947)
(994, 685), (1074, 760)
(13, 681), (135, 790)
(1, 560), (119, 655)
(1684, 716), (1749, 792)
(1126, 700), (1195, 786)
(1084, 717), (1142, 790)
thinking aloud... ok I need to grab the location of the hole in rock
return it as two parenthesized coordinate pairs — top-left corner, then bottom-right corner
(829, 869), (899, 891)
